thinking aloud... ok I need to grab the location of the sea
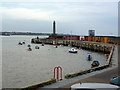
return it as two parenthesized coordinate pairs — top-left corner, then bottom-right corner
(1, 35), (106, 88)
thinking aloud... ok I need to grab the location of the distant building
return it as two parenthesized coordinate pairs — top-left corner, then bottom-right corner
(89, 30), (95, 36)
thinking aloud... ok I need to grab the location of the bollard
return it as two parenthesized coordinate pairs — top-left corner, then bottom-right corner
(54, 66), (62, 81)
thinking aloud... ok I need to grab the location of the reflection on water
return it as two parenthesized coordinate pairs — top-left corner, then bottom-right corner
(2, 35), (106, 88)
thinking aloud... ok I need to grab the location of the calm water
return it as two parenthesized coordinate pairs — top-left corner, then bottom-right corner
(2, 35), (106, 88)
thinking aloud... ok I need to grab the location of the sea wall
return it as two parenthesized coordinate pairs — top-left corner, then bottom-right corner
(31, 38), (113, 53)
(16, 78), (56, 90)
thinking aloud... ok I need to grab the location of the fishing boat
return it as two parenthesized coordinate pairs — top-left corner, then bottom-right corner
(53, 41), (60, 46)
(68, 48), (78, 53)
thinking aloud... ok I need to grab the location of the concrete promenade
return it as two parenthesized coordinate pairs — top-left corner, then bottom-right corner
(38, 46), (118, 90)
(59, 67), (118, 89)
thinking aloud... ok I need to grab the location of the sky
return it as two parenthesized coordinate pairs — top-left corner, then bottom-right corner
(1, 1), (118, 36)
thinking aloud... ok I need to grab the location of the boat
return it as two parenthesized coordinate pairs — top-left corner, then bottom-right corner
(3, 33), (11, 36)
(68, 48), (78, 53)
(28, 47), (32, 51)
(91, 60), (100, 68)
(27, 44), (31, 47)
(18, 42), (23, 45)
(35, 46), (39, 49)
(41, 43), (44, 46)
(53, 41), (60, 46)
(22, 41), (25, 44)
(87, 54), (92, 61)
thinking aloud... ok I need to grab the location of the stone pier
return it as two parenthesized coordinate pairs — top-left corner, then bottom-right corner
(31, 38), (113, 53)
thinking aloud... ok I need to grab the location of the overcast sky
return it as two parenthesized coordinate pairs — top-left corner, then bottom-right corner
(1, 2), (118, 36)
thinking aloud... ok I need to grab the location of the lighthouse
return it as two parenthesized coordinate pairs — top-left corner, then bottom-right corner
(53, 21), (56, 36)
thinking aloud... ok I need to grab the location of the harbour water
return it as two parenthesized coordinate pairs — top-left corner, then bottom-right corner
(2, 35), (106, 88)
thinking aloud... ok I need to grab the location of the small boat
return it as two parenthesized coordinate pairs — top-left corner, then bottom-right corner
(27, 44), (31, 47)
(68, 48), (77, 53)
(41, 43), (44, 46)
(18, 42), (23, 45)
(35, 46), (39, 49)
(91, 60), (100, 68)
(3, 33), (10, 36)
(22, 42), (25, 44)
(53, 41), (60, 46)
(55, 45), (58, 48)
(28, 47), (32, 51)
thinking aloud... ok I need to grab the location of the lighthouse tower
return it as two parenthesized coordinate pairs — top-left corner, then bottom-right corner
(53, 20), (56, 36)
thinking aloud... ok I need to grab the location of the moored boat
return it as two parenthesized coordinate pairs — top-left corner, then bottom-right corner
(18, 42), (23, 45)
(41, 43), (44, 46)
(53, 41), (60, 46)
(68, 48), (78, 53)
(91, 60), (100, 68)
(28, 47), (32, 51)
(35, 46), (39, 49)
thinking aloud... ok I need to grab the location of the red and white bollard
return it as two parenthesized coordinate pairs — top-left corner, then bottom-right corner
(54, 66), (62, 81)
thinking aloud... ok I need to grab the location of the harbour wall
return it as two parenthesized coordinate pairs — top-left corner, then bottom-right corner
(31, 38), (113, 53)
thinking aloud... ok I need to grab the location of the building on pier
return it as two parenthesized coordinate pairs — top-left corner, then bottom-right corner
(89, 30), (95, 36)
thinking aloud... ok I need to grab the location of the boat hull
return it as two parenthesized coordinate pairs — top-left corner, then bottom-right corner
(53, 44), (60, 46)
(69, 51), (77, 53)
